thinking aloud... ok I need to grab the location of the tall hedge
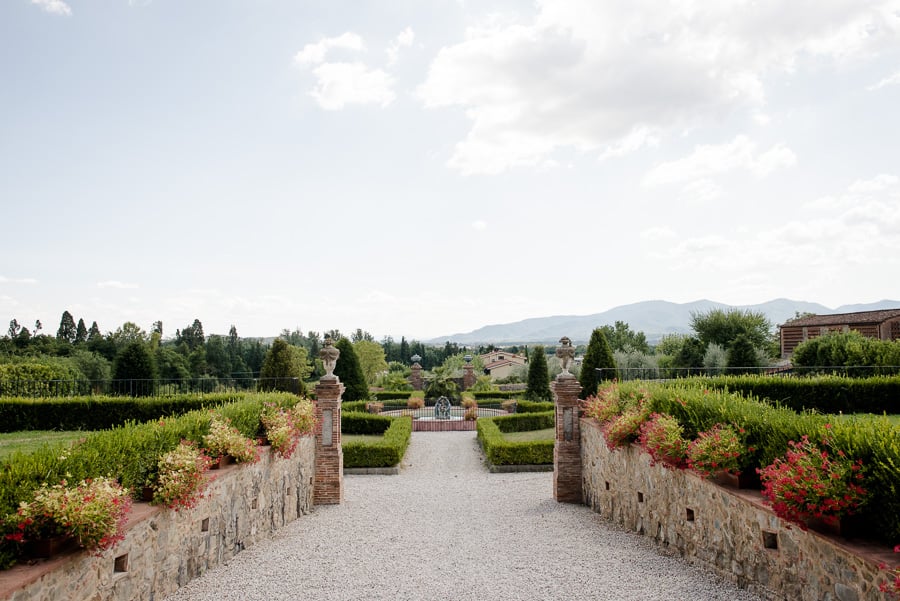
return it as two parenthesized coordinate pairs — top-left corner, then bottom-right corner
(526, 345), (552, 402)
(580, 328), (617, 397)
(334, 337), (369, 402)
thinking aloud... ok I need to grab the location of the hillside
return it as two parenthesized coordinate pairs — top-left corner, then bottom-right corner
(427, 298), (900, 345)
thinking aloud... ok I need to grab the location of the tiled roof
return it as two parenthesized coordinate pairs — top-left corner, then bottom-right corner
(782, 309), (900, 327)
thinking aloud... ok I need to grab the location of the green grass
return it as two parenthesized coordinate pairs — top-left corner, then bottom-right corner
(0, 431), (88, 461)
(501, 427), (554, 443)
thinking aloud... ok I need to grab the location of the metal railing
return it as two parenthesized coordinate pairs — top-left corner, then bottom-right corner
(600, 365), (900, 382)
(0, 377), (303, 398)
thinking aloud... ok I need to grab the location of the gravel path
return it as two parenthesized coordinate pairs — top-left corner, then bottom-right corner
(164, 432), (766, 601)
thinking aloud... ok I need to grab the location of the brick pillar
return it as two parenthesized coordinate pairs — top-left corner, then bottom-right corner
(553, 373), (583, 503)
(409, 363), (423, 391)
(314, 376), (343, 505)
(462, 364), (475, 390)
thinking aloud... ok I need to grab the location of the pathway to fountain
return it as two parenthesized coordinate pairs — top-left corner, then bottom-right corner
(164, 432), (767, 601)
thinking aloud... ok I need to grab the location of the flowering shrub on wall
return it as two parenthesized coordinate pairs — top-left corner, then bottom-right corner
(152, 441), (212, 510)
(203, 416), (259, 464)
(638, 413), (687, 468)
(686, 423), (748, 477)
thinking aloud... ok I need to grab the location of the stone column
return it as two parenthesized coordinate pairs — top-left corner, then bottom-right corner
(462, 363), (475, 391)
(409, 362), (424, 391)
(314, 376), (344, 505)
(553, 336), (583, 503)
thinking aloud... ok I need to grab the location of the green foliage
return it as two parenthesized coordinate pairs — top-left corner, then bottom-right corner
(333, 337), (369, 402)
(699, 374), (900, 414)
(424, 366), (458, 400)
(525, 345), (552, 402)
(342, 416), (411, 468)
(516, 400), (555, 413)
(690, 308), (771, 350)
(671, 336), (706, 373)
(471, 390), (521, 400)
(341, 411), (394, 435)
(353, 339), (389, 385)
(469, 375), (495, 392)
(112, 341), (158, 396)
(340, 400), (368, 413)
(56, 310), (77, 344)
(791, 330), (900, 373)
(726, 333), (760, 373)
(477, 414), (554, 465)
(600, 321), (650, 353)
(580, 328), (617, 397)
(371, 390), (415, 401)
(490, 411), (555, 432)
(259, 339), (310, 394)
(0, 358), (83, 396)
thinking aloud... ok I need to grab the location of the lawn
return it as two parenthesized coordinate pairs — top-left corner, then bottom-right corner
(342, 433), (385, 444)
(501, 427), (555, 443)
(0, 431), (88, 461)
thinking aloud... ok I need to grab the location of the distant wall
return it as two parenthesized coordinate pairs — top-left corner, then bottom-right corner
(1, 438), (316, 601)
(581, 419), (887, 601)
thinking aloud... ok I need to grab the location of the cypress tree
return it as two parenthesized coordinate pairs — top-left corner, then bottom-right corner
(113, 341), (158, 396)
(333, 337), (369, 402)
(726, 333), (759, 375)
(259, 338), (308, 394)
(56, 310), (77, 344)
(75, 318), (88, 344)
(579, 328), (617, 397)
(526, 345), (552, 402)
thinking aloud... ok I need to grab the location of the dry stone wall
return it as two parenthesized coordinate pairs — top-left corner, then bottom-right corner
(1, 437), (315, 601)
(581, 419), (888, 601)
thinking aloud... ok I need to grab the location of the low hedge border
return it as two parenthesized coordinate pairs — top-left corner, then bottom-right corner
(698, 374), (900, 414)
(341, 411), (393, 435)
(477, 411), (554, 466)
(471, 390), (520, 400)
(371, 390), (415, 401)
(607, 381), (900, 544)
(0, 393), (263, 433)
(0, 393), (310, 569)
(343, 416), (412, 468)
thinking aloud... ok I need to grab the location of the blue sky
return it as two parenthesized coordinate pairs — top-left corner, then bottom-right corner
(2, 0), (899, 340)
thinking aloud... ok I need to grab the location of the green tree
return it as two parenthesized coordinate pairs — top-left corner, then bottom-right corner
(399, 336), (410, 363)
(112, 341), (158, 396)
(726, 333), (760, 374)
(70, 349), (112, 388)
(600, 321), (650, 353)
(156, 347), (191, 383)
(75, 318), (88, 344)
(205, 335), (232, 377)
(333, 337), (369, 402)
(175, 319), (205, 351)
(526, 345), (552, 402)
(672, 336), (706, 374)
(56, 310), (77, 344)
(579, 328), (617, 397)
(259, 338), (310, 394)
(690, 308), (771, 350)
(353, 339), (389, 384)
(424, 365), (458, 400)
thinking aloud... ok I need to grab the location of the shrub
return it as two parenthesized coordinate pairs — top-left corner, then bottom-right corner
(464, 406), (478, 421)
(516, 400), (554, 413)
(526, 345), (552, 402)
(580, 328), (617, 397)
(151, 441), (212, 510)
(490, 411), (554, 433)
(372, 390), (414, 401)
(258, 339), (310, 394)
(341, 411), (393, 435)
(407, 397), (424, 410)
(203, 416), (259, 463)
(476, 417), (553, 465)
(343, 416), (411, 468)
(461, 397), (477, 409)
(601, 408), (649, 450)
(333, 338), (370, 402)
(365, 402), (384, 414)
(686, 423), (747, 476)
(638, 413), (687, 468)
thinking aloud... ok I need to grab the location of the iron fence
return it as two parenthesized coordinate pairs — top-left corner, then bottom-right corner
(0, 377), (303, 398)
(600, 365), (900, 382)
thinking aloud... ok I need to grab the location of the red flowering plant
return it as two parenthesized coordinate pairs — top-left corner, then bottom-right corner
(203, 416), (259, 464)
(6, 476), (132, 554)
(260, 399), (318, 458)
(151, 441), (212, 510)
(686, 423), (748, 477)
(757, 432), (867, 529)
(877, 545), (900, 598)
(601, 407), (651, 450)
(638, 413), (688, 469)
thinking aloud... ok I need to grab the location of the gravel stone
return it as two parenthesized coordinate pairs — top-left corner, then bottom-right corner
(164, 432), (767, 601)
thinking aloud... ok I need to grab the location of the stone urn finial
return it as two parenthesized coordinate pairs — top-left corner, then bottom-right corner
(320, 336), (340, 379)
(556, 336), (575, 376)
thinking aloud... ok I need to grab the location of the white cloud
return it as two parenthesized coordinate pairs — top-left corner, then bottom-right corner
(31, 0), (71, 16)
(308, 62), (395, 110)
(679, 178), (722, 204)
(868, 70), (900, 90)
(639, 226), (676, 241)
(294, 32), (365, 66)
(0, 276), (38, 284)
(418, 0), (900, 174)
(847, 173), (899, 193)
(97, 280), (139, 290)
(472, 220), (487, 230)
(642, 135), (796, 187)
(386, 27), (415, 66)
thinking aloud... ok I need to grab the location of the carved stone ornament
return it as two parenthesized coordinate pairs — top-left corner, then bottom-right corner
(319, 336), (340, 379)
(556, 336), (575, 375)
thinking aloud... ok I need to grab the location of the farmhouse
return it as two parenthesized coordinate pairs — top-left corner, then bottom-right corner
(480, 350), (527, 380)
(780, 308), (900, 358)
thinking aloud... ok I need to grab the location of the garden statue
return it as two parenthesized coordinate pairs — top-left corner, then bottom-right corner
(556, 336), (575, 376)
(434, 396), (452, 420)
(320, 336), (340, 379)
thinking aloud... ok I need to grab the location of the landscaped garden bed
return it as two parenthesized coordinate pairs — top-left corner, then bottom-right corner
(476, 411), (554, 470)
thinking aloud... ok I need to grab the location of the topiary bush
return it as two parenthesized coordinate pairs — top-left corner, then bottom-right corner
(343, 416), (411, 468)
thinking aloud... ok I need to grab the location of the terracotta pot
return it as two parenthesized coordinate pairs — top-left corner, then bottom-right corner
(712, 469), (760, 489)
(141, 486), (155, 502)
(806, 514), (862, 539)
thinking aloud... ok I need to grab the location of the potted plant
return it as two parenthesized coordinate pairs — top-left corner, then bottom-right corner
(151, 441), (212, 510)
(203, 416), (259, 466)
(464, 404), (479, 421)
(291, 399), (317, 436)
(8, 476), (132, 557)
(686, 423), (753, 486)
(261, 404), (300, 458)
(638, 413), (687, 469)
(757, 433), (867, 533)
(601, 407), (650, 450)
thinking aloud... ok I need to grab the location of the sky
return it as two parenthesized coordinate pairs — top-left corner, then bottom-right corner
(1, 0), (899, 341)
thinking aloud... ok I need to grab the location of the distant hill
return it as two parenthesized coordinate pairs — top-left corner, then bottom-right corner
(427, 299), (900, 345)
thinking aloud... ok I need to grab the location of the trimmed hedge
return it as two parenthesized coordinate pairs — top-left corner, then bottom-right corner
(699, 374), (900, 414)
(516, 400), (554, 414)
(477, 417), (554, 466)
(0, 393), (264, 433)
(341, 400), (368, 413)
(371, 390), (415, 401)
(490, 411), (555, 433)
(0, 393), (310, 568)
(343, 416), (412, 468)
(341, 411), (394, 435)
(604, 381), (900, 544)
(472, 390), (521, 400)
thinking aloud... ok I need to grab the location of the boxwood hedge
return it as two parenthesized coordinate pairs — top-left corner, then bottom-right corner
(477, 411), (554, 466)
(343, 416), (412, 468)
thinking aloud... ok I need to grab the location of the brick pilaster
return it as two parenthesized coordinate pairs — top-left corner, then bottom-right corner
(553, 373), (583, 503)
(409, 363), (424, 391)
(314, 377), (344, 505)
(462, 364), (475, 390)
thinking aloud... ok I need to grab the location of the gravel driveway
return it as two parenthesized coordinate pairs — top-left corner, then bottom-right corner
(164, 432), (767, 601)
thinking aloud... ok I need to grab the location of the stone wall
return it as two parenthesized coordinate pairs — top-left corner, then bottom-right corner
(1, 437), (316, 601)
(581, 419), (890, 601)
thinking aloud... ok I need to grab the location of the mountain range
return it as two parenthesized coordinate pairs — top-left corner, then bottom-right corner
(427, 299), (900, 345)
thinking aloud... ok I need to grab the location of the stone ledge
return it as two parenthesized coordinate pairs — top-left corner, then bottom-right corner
(487, 463), (553, 473)
(344, 467), (400, 475)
